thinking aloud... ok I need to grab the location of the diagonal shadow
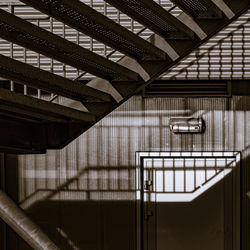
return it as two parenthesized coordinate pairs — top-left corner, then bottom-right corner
(166, 15), (250, 80)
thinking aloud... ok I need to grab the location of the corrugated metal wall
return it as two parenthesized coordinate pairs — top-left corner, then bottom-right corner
(16, 95), (250, 250)
(0, 1), (249, 249)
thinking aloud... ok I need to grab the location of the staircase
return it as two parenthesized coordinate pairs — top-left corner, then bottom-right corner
(0, 0), (249, 153)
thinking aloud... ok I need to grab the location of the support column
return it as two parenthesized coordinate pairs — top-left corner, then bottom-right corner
(0, 153), (6, 250)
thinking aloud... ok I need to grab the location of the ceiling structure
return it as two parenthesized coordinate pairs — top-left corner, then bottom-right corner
(0, 0), (249, 153)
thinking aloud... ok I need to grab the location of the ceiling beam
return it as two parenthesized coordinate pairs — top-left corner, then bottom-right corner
(105, 0), (194, 39)
(20, 0), (167, 61)
(0, 54), (111, 103)
(0, 8), (139, 82)
(0, 88), (96, 122)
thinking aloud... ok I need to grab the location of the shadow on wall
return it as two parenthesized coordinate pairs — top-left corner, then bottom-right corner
(152, 168), (238, 250)
(3, 151), (249, 250)
(243, 148), (250, 250)
(1, 96), (249, 250)
(28, 200), (136, 250)
(22, 162), (240, 250)
(1, 161), (250, 250)
(19, 166), (136, 209)
(2, 160), (137, 250)
(235, 96), (250, 250)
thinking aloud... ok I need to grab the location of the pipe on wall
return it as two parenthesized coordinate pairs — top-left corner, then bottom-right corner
(0, 190), (59, 250)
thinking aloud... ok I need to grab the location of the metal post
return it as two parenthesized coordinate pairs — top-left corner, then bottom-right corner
(0, 153), (6, 250)
(0, 190), (60, 250)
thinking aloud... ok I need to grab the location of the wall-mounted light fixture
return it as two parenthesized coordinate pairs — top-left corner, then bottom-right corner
(169, 117), (204, 133)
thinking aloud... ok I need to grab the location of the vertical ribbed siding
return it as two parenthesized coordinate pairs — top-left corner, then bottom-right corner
(142, 98), (186, 151)
(17, 95), (250, 249)
(230, 96), (250, 250)
(0, 0), (247, 248)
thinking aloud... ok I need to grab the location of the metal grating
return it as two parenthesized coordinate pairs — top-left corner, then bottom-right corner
(182, 0), (207, 14)
(171, 0), (221, 19)
(112, 0), (177, 32)
(105, 0), (194, 39)
(0, 10), (139, 82)
(0, 1), (159, 80)
(175, 0), (208, 18)
(19, 0), (166, 61)
(1, 0), (247, 82)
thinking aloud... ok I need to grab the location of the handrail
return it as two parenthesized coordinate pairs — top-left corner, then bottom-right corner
(0, 190), (60, 250)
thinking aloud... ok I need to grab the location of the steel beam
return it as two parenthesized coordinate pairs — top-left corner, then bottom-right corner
(171, 0), (237, 38)
(0, 89), (96, 122)
(0, 54), (111, 103)
(20, 0), (166, 61)
(0, 103), (67, 123)
(171, 0), (223, 19)
(104, 0), (194, 39)
(0, 8), (139, 82)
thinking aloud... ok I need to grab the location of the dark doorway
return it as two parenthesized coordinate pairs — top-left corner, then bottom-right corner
(136, 152), (240, 250)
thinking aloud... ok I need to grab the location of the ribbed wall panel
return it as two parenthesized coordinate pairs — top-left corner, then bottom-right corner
(0, 0), (249, 249)
(16, 95), (250, 249)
